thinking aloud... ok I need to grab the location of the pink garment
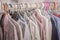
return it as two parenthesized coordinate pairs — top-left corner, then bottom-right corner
(1, 13), (18, 40)
(33, 12), (45, 40)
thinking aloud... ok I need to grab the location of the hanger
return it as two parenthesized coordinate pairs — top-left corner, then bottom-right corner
(35, 8), (43, 17)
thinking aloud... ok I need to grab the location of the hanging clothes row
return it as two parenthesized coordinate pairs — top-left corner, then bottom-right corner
(0, 8), (60, 40)
(0, 2), (60, 40)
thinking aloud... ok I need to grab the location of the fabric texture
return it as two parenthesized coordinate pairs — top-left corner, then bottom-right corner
(1, 13), (18, 40)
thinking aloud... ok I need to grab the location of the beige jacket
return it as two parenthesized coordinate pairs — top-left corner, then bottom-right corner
(24, 14), (41, 40)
